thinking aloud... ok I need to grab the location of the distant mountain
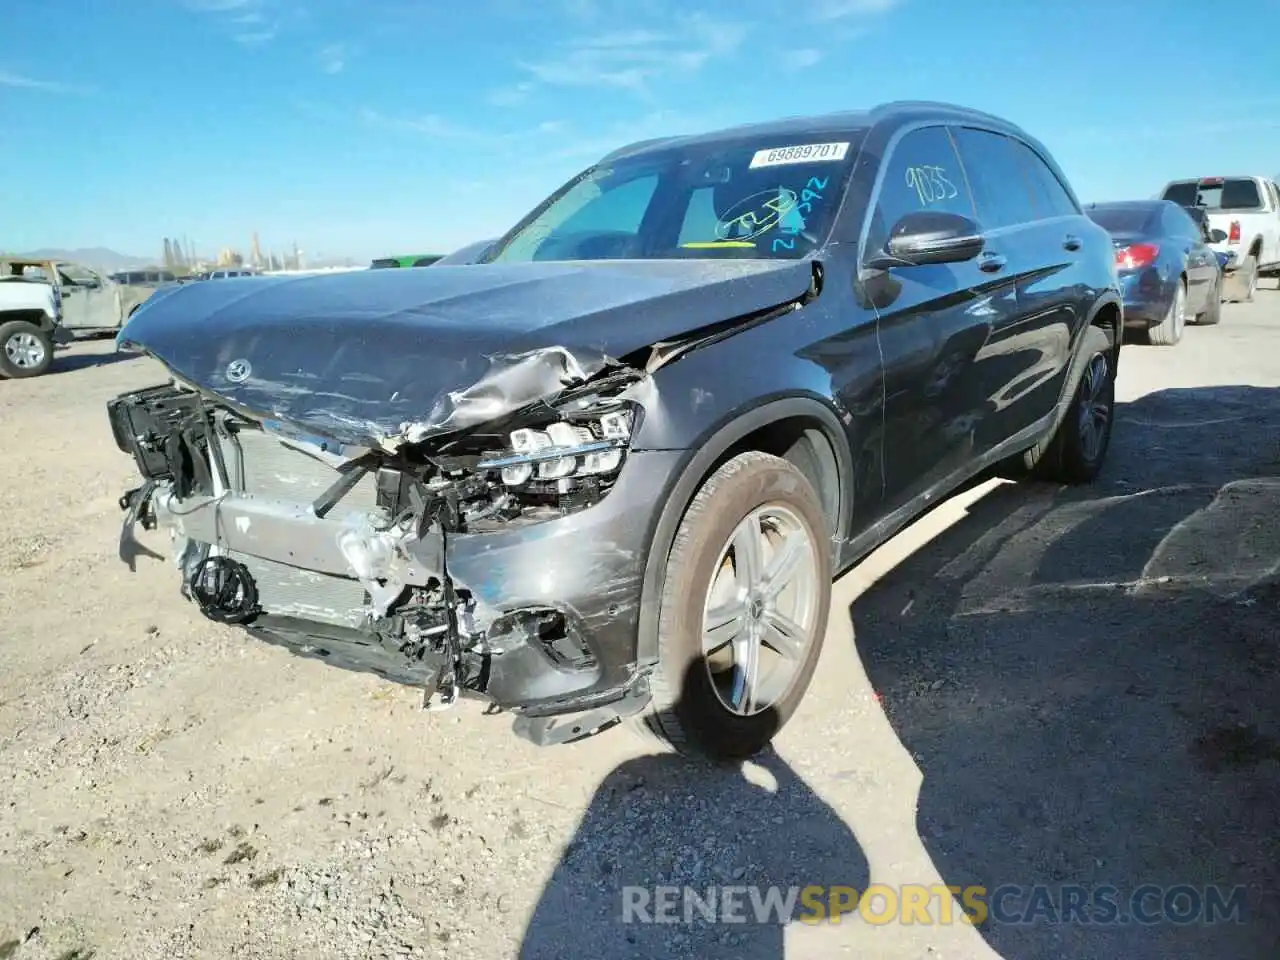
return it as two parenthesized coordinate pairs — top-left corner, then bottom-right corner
(14, 247), (157, 272)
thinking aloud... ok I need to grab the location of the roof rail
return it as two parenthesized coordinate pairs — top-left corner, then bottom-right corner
(873, 100), (1011, 124)
(598, 135), (684, 163)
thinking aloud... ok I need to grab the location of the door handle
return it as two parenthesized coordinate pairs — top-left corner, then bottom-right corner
(978, 252), (1006, 273)
(1063, 235), (1082, 251)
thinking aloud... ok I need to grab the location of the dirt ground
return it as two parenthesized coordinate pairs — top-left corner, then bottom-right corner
(1, 297), (1277, 960)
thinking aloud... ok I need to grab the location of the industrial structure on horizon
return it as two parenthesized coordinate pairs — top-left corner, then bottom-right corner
(158, 230), (347, 274)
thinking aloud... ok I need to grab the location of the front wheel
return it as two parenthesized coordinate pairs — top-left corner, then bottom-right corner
(0, 320), (54, 378)
(636, 451), (832, 760)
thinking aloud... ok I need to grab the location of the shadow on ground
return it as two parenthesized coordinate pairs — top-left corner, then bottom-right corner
(519, 664), (869, 960)
(50, 344), (136, 375)
(851, 386), (1280, 959)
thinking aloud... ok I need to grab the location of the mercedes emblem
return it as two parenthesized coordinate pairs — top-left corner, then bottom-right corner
(225, 359), (252, 383)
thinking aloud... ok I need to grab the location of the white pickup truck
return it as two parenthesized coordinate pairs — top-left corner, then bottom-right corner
(0, 275), (62, 378)
(0, 257), (130, 378)
(1158, 175), (1280, 302)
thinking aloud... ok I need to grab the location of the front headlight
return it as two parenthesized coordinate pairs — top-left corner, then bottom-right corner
(476, 408), (634, 489)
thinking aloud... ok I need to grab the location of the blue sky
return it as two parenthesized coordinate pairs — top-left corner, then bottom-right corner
(3, 0), (1280, 263)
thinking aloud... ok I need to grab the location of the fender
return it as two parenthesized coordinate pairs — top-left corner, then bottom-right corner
(633, 394), (855, 668)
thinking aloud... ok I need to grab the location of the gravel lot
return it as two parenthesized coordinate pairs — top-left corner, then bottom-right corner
(2, 298), (1277, 960)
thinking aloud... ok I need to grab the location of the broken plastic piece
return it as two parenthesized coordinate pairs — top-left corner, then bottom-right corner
(118, 479), (164, 572)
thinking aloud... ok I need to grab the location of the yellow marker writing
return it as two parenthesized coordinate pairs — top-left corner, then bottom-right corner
(680, 241), (757, 248)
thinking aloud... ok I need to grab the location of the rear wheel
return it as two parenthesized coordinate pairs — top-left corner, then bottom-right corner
(635, 451), (832, 760)
(1228, 254), (1258, 303)
(1146, 279), (1185, 346)
(1195, 273), (1222, 325)
(0, 320), (53, 379)
(1006, 325), (1115, 485)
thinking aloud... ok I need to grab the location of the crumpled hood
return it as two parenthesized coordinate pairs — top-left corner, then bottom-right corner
(116, 258), (815, 449)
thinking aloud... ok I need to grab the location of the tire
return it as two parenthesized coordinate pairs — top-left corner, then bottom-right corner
(1228, 254), (1258, 303)
(0, 320), (54, 379)
(1012, 325), (1116, 485)
(635, 450), (832, 760)
(1145, 278), (1185, 346)
(1195, 273), (1222, 325)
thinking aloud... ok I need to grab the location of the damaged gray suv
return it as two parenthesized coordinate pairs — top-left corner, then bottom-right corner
(108, 101), (1122, 760)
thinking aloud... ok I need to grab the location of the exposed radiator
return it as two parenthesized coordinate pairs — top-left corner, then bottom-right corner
(224, 428), (379, 508)
(217, 427), (378, 628)
(236, 554), (370, 629)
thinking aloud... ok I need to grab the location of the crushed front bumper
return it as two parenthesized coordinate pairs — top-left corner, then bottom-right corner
(109, 384), (679, 739)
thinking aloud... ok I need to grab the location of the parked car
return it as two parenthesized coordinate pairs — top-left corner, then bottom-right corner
(0, 270), (62, 378)
(371, 254), (444, 268)
(1157, 175), (1280, 302)
(1084, 199), (1223, 345)
(107, 100), (1122, 761)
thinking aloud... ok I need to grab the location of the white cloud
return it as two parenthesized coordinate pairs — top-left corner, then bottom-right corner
(358, 108), (567, 145)
(319, 43), (347, 74)
(187, 0), (285, 45)
(780, 48), (823, 70)
(809, 0), (904, 20)
(519, 14), (749, 93)
(0, 69), (94, 95)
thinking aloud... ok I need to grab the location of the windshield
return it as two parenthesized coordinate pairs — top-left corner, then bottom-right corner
(1161, 178), (1262, 211)
(1086, 205), (1155, 234)
(486, 132), (865, 263)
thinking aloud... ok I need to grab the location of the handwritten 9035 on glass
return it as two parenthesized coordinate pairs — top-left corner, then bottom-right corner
(905, 165), (959, 205)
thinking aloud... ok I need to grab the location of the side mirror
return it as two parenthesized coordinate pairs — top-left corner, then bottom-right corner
(865, 210), (985, 269)
(1209, 228), (1228, 243)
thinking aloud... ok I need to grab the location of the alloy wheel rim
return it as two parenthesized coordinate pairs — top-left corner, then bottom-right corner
(4, 332), (46, 369)
(700, 504), (821, 717)
(1077, 352), (1111, 463)
(1172, 283), (1186, 338)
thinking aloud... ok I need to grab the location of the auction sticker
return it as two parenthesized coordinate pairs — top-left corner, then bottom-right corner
(749, 142), (850, 169)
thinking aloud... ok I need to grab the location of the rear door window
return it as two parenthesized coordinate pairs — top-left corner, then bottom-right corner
(1162, 204), (1199, 242)
(950, 127), (1038, 230)
(865, 124), (974, 254)
(1010, 140), (1078, 218)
